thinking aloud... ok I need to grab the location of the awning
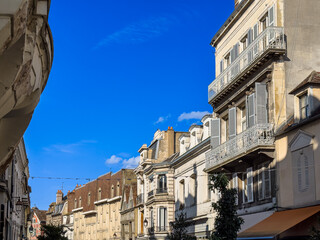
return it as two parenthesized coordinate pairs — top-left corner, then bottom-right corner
(237, 205), (320, 240)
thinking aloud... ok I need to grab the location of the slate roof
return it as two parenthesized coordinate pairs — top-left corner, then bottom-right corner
(289, 71), (320, 94)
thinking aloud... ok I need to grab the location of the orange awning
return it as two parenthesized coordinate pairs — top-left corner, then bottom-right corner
(237, 205), (320, 239)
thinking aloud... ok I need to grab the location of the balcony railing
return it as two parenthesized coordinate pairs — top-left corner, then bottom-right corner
(136, 193), (144, 205)
(156, 226), (169, 232)
(147, 190), (154, 198)
(208, 27), (285, 101)
(205, 123), (274, 170)
(156, 188), (168, 194)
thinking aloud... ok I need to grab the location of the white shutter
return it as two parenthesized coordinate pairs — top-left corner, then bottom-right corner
(220, 60), (224, 74)
(248, 28), (253, 45)
(253, 23), (259, 40)
(229, 107), (237, 139)
(255, 83), (268, 124)
(247, 93), (255, 128)
(232, 173), (238, 205)
(268, 5), (275, 27)
(211, 119), (221, 148)
(247, 167), (254, 202)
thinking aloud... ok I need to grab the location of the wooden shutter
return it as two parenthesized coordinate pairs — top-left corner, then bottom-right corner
(255, 82), (268, 124)
(248, 28), (253, 45)
(247, 167), (254, 202)
(232, 173), (238, 205)
(229, 107), (237, 139)
(211, 119), (221, 148)
(220, 60), (224, 74)
(264, 163), (271, 198)
(253, 23), (259, 39)
(247, 93), (255, 128)
(268, 5), (275, 27)
(258, 165), (264, 200)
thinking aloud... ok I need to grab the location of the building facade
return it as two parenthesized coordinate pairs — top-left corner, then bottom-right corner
(0, 139), (31, 240)
(135, 127), (186, 240)
(0, 0), (53, 171)
(30, 207), (46, 240)
(205, 0), (320, 237)
(172, 115), (216, 238)
(66, 169), (136, 240)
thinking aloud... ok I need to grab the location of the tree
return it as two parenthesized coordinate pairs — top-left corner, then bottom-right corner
(310, 218), (320, 240)
(37, 224), (68, 240)
(169, 211), (196, 240)
(209, 173), (244, 240)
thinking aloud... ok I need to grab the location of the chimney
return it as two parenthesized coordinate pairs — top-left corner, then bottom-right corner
(56, 190), (63, 204)
(167, 127), (174, 157)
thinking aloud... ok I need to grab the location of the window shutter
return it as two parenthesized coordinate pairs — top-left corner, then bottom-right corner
(253, 23), (258, 40)
(268, 5), (275, 27)
(247, 93), (255, 128)
(264, 163), (271, 198)
(230, 47), (235, 63)
(247, 167), (254, 202)
(232, 173), (238, 205)
(156, 208), (159, 229)
(255, 82), (268, 124)
(248, 28), (253, 45)
(258, 166), (263, 200)
(229, 107), (237, 139)
(164, 208), (167, 230)
(220, 60), (224, 74)
(211, 119), (221, 148)
(234, 43), (239, 58)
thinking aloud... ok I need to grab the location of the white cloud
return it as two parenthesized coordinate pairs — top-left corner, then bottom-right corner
(105, 155), (122, 164)
(122, 156), (140, 169)
(43, 140), (97, 154)
(178, 111), (210, 121)
(105, 155), (140, 169)
(96, 16), (174, 48)
(154, 114), (170, 124)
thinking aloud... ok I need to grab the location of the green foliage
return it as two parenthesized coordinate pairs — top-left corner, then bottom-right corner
(310, 218), (320, 240)
(210, 173), (244, 240)
(37, 224), (68, 240)
(169, 211), (196, 240)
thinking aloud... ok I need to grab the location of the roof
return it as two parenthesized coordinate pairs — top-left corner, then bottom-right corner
(237, 205), (320, 239)
(32, 207), (47, 222)
(289, 71), (320, 94)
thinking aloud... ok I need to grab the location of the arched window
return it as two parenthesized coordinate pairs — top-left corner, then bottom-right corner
(79, 197), (82, 207)
(88, 192), (91, 205)
(74, 199), (77, 209)
(98, 188), (102, 200)
(117, 182), (120, 196)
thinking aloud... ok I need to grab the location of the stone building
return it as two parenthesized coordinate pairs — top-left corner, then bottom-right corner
(46, 190), (68, 227)
(66, 169), (136, 240)
(0, 0), (53, 171)
(135, 127), (186, 240)
(120, 182), (137, 240)
(171, 115), (216, 238)
(30, 207), (46, 240)
(205, 0), (320, 237)
(0, 139), (31, 239)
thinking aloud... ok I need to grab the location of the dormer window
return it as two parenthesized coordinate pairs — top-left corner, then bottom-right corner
(299, 93), (309, 120)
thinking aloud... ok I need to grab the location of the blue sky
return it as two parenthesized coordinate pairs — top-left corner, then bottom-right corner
(24, 0), (234, 210)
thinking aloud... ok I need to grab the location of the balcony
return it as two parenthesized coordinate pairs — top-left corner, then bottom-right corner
(205, 123), (274, 171)
(147, 190), (154, 198)
(208, 27), (285, 103)
(156, 188), (168, 194)
(136, 193), (144, 205)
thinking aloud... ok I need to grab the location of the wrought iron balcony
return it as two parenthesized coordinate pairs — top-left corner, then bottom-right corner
(136, 193), (144, 205)
(205, 123), (274, 171)
(156, 188), (168, 194)
(147, 190), (154, 198)
(208, 27), (285, 102)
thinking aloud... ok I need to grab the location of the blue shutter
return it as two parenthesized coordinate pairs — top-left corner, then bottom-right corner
(229, 107), (237, 139)
(255, 82), (268, 124)
(211, 119), (220, 148)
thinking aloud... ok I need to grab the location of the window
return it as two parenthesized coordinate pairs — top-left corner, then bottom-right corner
(150, 208), (154, 228)
(74, 199), (77, 209)
(158, 175), (167, 193)
(179, 180), (185, 206)
(158, 207), (167, 231)
(98, 188), (102, 200)
(88, 192), (91, 205)
(111, 185), (114, 198)
(299, 93), (309, 119)
(225, 53), (231, 67)
(222, 116), (229, 142)
(190, 174), (196, 205)
(258, 162), (271, 200)
(79, 197), (82, 207)
(242, 167), (254, 203)
(117, 182), (120, 196)
(240, 35), (247, 52)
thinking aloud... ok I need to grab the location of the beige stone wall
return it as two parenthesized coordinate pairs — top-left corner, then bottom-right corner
(276, 121), (320, 208)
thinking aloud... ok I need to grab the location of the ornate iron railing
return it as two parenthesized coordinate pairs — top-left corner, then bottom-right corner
(205, 124), (274, 170)
(208, 27), (285, 101)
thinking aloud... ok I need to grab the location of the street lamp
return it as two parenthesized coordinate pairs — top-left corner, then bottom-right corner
(143, 219), (148, 228)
